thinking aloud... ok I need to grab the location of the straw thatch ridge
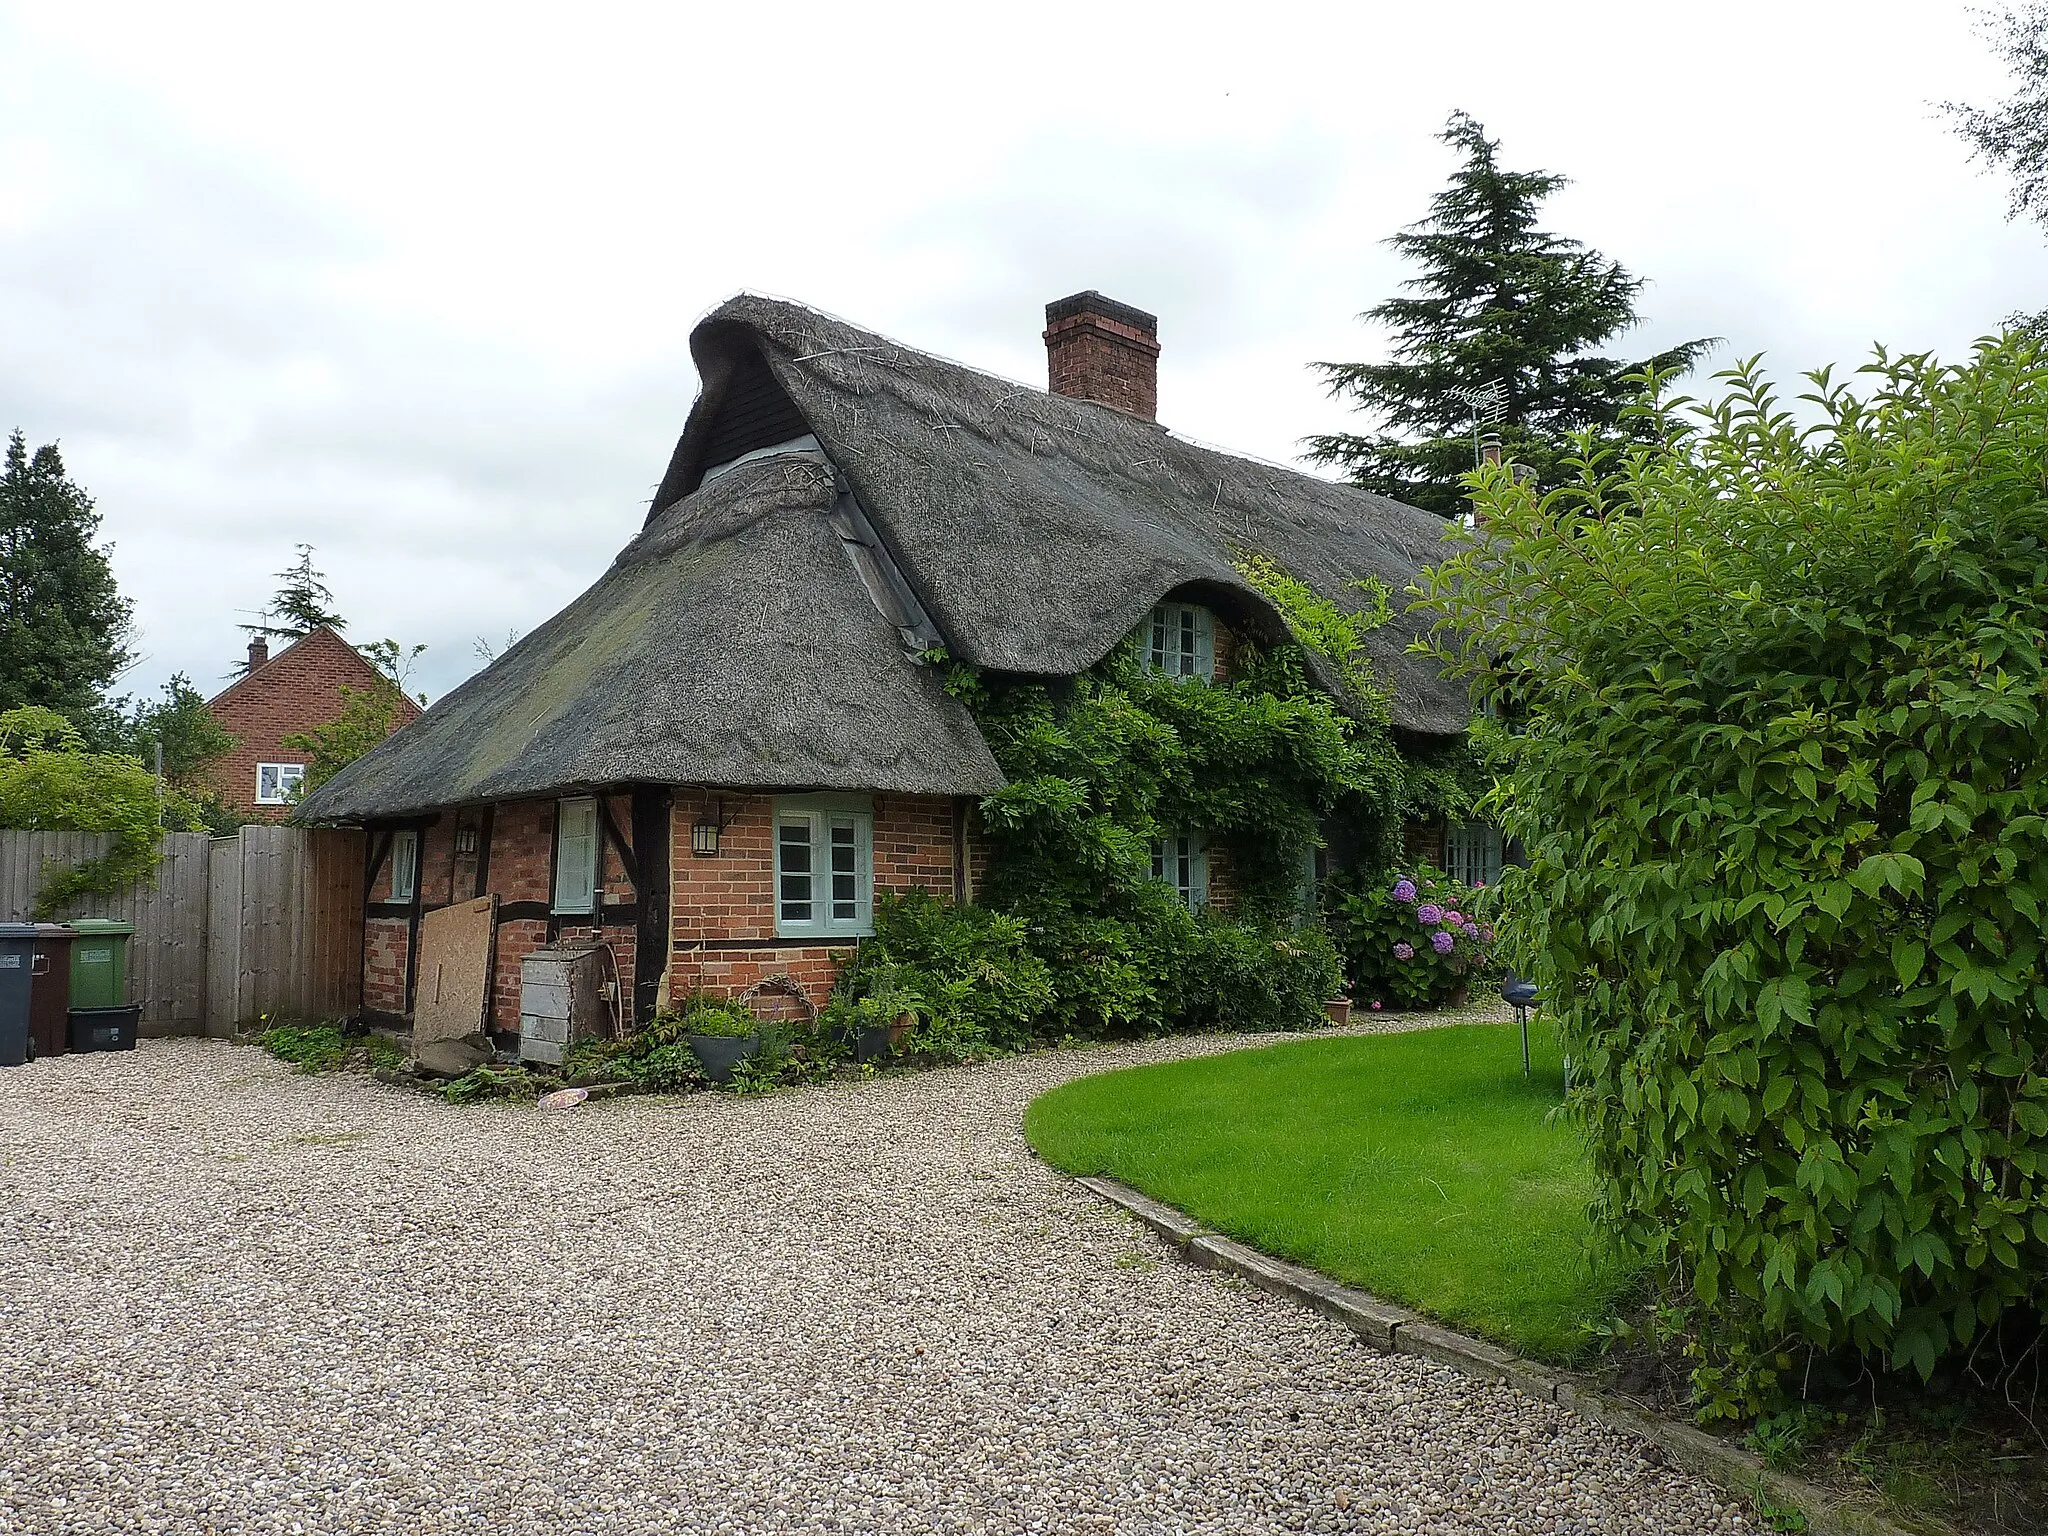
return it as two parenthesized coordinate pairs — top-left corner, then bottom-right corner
(657, 294), (1469, 736)
(294, 456), (1004, 822)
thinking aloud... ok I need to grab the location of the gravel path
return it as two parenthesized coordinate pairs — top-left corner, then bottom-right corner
(0, 1029), (1755, 1535)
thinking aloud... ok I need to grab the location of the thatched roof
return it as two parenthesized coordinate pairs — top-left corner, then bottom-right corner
(295, 455), (1004, 820)
(300, 293), (1466, 823)
(655, 295), (1467, 735)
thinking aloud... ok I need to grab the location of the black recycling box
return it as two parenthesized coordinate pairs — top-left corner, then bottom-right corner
(67, 1005), (139, 1052)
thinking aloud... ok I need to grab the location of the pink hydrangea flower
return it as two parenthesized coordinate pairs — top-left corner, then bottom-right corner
(1444, 910), (1464, 926)
(1392, 942), (1415, 961)
(1370, 999), (1383, 1010)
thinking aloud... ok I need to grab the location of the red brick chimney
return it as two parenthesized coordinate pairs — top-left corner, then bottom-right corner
(1044, 291), (1160, 420)
(247, 636), (270, 672)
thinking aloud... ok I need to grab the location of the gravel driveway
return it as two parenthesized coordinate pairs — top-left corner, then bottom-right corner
(0, 1032), (1757, 1535)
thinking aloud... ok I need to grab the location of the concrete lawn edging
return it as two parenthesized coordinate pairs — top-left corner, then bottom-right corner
(1074, 1175), (1908, 1536)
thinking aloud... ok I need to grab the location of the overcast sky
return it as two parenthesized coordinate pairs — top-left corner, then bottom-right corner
(3, 2), (2040, 705)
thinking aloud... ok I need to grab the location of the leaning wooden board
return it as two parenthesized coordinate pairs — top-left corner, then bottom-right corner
(411, 895), (496, 1047)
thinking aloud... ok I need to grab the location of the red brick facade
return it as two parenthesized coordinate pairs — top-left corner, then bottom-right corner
(663, 790), (959, 1010)
(356, 788), (968, 1036)
(205, 627), (422, 822)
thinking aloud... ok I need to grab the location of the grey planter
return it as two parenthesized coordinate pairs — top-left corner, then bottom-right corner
(686, 1032), (760, 1085)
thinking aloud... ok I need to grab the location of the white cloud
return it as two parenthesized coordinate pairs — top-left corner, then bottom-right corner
(1, 0), (2040, 703)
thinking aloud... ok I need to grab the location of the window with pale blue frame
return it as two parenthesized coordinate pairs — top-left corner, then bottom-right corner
(553, 797), (599, 915)
(1145, 602), (1215, 681)
(1150, 830), (1209, 911)
(389, 828), (419, 903)
(1445, 821), (1505, 889)
(775, 796), (874, 938)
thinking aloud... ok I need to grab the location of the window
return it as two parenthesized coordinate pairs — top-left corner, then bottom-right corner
(1150, 831), (1209, 911)
(1145, 602), (1215, 681)
(1446, 821), (1505, 889)
(775, 796), (873, 938)
(553, 797), (600, 915)
(388, 828), (418, 903)
(255, 762), (305, 805)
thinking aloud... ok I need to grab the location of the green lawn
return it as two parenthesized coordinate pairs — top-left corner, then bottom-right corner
(1025, 1024), (1631, 1361)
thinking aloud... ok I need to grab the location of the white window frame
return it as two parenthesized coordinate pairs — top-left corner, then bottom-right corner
(774, 794), (874, 939)
(552, 797), (600, 916)
(1446, 821), (1505, 889)
(1150, 830), (1209, 911)
(1144, 601), (1216, 682)
(388, 828), (419, 903)
(255, 762), (305, 805)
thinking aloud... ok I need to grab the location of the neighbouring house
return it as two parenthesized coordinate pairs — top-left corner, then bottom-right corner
(206, 626), (424, 823)
(294, 291), (1478, 1036)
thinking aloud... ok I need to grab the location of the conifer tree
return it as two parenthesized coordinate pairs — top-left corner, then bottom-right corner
(242, 543), (346, 651)
(1306, 113), (1711, 516)
(0, 430), (134, 719)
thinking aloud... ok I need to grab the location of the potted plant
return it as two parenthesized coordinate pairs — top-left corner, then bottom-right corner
(678, 1000), (763, 1085)
(840, 983), (917, 1062)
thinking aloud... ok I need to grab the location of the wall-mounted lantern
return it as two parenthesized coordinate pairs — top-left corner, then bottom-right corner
(454, 827), (479, 856)
(692, 800), (729, 858)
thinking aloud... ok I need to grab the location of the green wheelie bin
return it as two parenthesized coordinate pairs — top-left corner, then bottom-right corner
(67, 918), (139, 1052)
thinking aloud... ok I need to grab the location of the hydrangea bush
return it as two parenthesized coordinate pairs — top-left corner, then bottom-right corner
(1331, 865), (1498, 1008)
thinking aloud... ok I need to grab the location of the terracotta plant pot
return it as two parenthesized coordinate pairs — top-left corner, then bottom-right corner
(888, 1010), (916, 1049)
(1324, 997), (1352, 1026)
(1446, 984), (1471, 1008)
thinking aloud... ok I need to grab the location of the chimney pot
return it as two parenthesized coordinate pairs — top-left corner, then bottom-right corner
(1043, 291), (1160, 420)
(247, 636), (270, 670)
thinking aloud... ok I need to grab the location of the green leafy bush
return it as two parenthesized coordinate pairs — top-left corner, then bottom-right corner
(1330, 865), (1499, 1008)
(1419, 338), (2048, 1413)
(837, 891), (1053, 1058)
(257, 1019), (401, 1074)
(259, 1021), (350, 1073)
(668, 998), (761, 1039)
(1168, 913), (1344, 1033)
(0, 706), (208, 916)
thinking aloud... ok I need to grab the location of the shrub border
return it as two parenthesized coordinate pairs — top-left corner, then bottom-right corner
(1073, 1175), (1906, 1536)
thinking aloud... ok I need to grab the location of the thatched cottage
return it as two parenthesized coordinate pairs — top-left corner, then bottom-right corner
(295, 292), (1485, 1035)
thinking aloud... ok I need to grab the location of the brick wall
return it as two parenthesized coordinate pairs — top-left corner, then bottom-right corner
(363, 917), (409, 1013)
(1403, 817), (1447, 872)
(204, 627), (422, 822)
(354, 788), (961, 1032)
(664, 789), (962, 1013)
(485, 800), (556, 1035)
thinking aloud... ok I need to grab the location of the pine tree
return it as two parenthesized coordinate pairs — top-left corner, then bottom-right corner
(242, 543), (346, 652)
(0, 430), (134, 719)
(1306, 113), (1711, 516)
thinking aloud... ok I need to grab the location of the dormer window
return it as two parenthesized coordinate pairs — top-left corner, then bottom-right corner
(1145, 602), (1215, 681)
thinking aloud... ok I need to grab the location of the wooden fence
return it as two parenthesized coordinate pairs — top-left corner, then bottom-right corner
(0, 825), (364, 1037)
